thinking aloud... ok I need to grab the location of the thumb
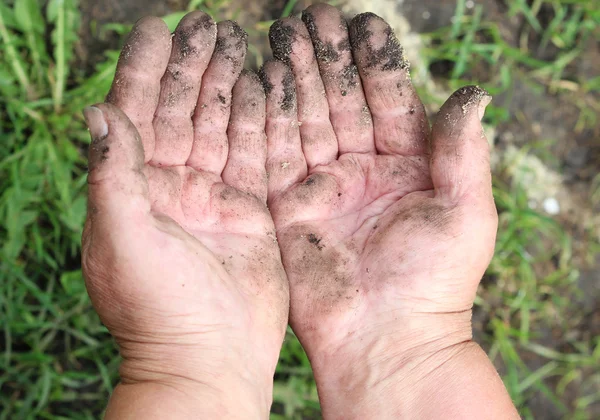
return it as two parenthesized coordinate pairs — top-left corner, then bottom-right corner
(83, 103), (150, 225)
(430, 86), (493, 205)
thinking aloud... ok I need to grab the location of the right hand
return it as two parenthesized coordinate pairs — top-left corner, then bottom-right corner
(82, 13), (288, 417)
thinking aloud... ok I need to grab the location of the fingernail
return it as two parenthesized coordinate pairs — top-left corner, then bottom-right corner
(83, 106), (108, 140)
(477, 93), (492, 121)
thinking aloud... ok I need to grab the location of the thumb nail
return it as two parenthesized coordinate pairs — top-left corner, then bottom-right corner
(477, 93), (492, 121)
(83, 106), (108, 140)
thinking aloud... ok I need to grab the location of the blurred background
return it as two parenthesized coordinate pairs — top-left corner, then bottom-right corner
(0, 0), (598, 418)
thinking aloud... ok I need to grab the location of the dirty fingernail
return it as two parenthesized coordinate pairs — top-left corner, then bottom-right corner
(83, 106), (108, 140)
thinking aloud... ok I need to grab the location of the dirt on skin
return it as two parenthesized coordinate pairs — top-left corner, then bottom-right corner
(302, 8), (359, 97)
(349, 12), (409, 72)
(174, 14), (215, 59)
(77, 0), (599, 417)
(268, 20), (296, 66)
(301, 10), (341, 63)
(341, 0), (600, 417)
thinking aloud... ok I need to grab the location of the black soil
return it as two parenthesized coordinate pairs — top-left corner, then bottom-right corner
(301, 10), (340, 63)
(280, 69), (295, 111)
(269, 20), (295, 65)
(349, 12), (409, 71)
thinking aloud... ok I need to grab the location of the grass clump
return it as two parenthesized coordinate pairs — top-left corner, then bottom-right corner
(0, 0), (119, 417)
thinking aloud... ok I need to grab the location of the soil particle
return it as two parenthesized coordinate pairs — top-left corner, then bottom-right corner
(196, 13), (215, 31)
(164, 84), (193, 107)
(88, 134), (110, 167)
(339, 64), (359, 94)
(435, 85), (490, 135)
(307, 233), (324, 250)
(100, 146), (109, 161)
(117, 25), (142, 66)
(290, 173), (328, 204)
(337, 38), (351, 52)
(240, 68), (262, 86)
(269, 20), (295, 65)
(281, 69), (296, 111)
(360, 105), (371, 126)
(258, 65), (274, 95)
(455, 85), (490, 114)
(285, 225), (356, 312)
(349, 12), (409, 71)
(228, 20), (248, 50)
(369, 203), (455, 249)
(258, 63), (274, 95)
(302, 10), (340, 63)
(170, 69), (182, 80)
(215, 20), (248, 54)
(175, 14), (214, 59)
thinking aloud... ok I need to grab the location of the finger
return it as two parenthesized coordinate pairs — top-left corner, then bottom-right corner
(188, 20), (248, 174)
(84, 104), (150, 225)
(106, 17), (172, 162)
(222, 71), (268, 202)
(349, 13), (429, 156)
(151, 12), (217, 167)
(260, 60), (308, 202)
(430, 86), (493, 204)
(269, 18), (338, 169)
(302, 4), (374, 154)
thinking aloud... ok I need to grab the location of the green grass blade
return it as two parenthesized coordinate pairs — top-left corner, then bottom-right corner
(0, 5), (32, 97)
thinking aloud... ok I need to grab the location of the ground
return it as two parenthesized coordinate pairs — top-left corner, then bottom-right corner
(0, 0), (598, 418)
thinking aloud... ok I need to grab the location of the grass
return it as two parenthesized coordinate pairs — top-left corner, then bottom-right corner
(0, 0), (598, 418)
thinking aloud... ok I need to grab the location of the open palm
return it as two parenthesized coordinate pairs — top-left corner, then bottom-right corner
(81, 13), (287, 399)
(263, 6), (497, 364)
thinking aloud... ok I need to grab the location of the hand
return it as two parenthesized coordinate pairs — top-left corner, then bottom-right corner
(82, 13), (287, 418)
(262, 5), (509, 418)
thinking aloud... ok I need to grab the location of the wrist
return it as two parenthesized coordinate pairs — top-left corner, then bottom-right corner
(309, 311), (475, 419)
(113, 339), (279, 418)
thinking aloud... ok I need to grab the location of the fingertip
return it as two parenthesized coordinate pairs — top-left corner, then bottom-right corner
(349, 12), (409, 73)
(236, 69), (265, 101)
(86, 103), (145, 171)
(135, 15), (170, 37)
(349, 12), (383, 48)
(269, 17), (305, 64)
(435, 86), (491, 132)
(304, 2), (340, 14)
(217, 20), (248, 46)
(176, 10), (216, 33)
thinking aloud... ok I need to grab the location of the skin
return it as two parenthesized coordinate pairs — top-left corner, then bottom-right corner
(82, 14), (287, 419)
(82, 6), (519, 420)
(263, 4), (519, 419)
